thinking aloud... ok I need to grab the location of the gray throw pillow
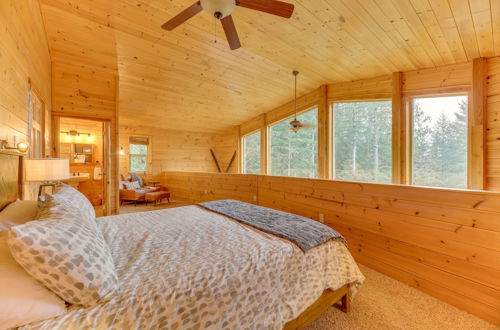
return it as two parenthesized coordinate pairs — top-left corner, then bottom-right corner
(130, 172), (144, 187)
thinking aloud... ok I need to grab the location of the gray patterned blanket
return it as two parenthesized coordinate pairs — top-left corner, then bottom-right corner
(197, 199), (346, 252)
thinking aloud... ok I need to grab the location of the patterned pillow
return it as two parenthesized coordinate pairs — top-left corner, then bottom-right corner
(8, 206), (118, 307)
(51, 183), (96, 221)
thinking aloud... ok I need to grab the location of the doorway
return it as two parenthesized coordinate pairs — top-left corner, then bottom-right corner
(53, 116), (112, 216)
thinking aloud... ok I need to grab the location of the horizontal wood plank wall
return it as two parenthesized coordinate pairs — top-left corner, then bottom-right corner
(119, 126), (239, 177)
(52, 62), (117, 119)
(211, 128), (239, 174)
(0, 0), (51, 151)
(402, 62), (473, 95)
(156, 171), (500, 325)
(486, 57), (500, 190)
(52, 62), (119, 214)
(156, 172), (257, 203)
(327, 75), (393, 101)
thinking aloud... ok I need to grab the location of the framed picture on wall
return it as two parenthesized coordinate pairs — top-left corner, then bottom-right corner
(27, 81), (47, 159)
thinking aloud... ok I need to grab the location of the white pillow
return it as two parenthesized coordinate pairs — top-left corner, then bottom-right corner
(0, 231), (66, 329)
(0, 200), (38, 230)
(124, 181), (141, 190)
(51, 183), (96, 221)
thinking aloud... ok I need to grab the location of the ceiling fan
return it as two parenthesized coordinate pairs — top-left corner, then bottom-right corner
(290, 71), (316, 133)
(161, 0), (295, 50)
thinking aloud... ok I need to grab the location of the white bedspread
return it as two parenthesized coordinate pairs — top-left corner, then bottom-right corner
(21, 205), (364, 330)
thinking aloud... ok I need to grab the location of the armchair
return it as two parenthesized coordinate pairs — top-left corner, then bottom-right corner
(119, 173), (167, 205)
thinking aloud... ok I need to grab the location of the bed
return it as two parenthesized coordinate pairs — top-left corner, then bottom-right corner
(0, 152), (364, 329)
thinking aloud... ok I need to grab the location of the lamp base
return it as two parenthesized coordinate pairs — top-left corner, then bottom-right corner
(38, 182), (55, 197)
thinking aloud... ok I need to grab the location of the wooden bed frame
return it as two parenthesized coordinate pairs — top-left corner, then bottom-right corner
(284, 284), (350, 330)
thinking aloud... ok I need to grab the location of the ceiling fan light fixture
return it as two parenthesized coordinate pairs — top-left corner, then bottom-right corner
(200, 0), (236, 19)
(290, 119), (302, 133)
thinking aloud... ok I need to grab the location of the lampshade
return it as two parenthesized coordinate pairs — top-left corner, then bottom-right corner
(25, 158), (70, 182)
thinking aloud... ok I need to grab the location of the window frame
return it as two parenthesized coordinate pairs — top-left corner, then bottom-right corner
(267, 106), (319, 178)
(330, 99), (393, 183)
(405, 93), (471, 189)
(241, 129), (261, 174)
(129, 136), (150, 173)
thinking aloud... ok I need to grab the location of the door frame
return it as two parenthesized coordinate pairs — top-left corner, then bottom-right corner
(52, 115), (113, 216)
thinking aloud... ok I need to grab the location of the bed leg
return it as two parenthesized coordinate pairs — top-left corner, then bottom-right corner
(340, 291), (350, 313)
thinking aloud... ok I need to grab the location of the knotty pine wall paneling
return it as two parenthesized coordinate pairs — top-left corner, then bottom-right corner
(327, 75), (393, 101)
(155, 171), (500, 325)
(211, 127), (239, 174)
(119, 126), (239, 178)
(401, 62), (473, 96)
(0, 0), (51, 152)
(52, 62), (119, 214)
(156, 172), (258, 203)
(486, 57), (500, 191)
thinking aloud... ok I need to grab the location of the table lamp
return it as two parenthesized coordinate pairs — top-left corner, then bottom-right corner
(25, 158), (70, 196)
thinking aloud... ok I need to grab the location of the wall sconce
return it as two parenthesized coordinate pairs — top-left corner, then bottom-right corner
(119, 147), (125, 155)
(0, 140), (29, 153)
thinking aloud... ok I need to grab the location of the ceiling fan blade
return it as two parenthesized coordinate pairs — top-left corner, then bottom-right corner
(236, 0), (294, 18)
(220, 15), (241, 50)
(161, 2), (203, 31)
(301, 124), (317, 129)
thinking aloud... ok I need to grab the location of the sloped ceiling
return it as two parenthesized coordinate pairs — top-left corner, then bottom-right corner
(40, 0), (500, 132)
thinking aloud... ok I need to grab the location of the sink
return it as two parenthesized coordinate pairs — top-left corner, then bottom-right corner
(70, 173), (90, 180)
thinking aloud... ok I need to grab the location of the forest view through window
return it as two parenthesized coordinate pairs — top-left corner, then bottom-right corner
(129, 137), (149, 172)
(333, 101), (392, 183)
(269, 108), (318, 178)
(243, 131), (261, 174)
(412, 95), (468, 189)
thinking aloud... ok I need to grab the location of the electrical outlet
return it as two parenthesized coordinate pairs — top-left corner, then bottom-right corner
(319, 213), (324, 223)
(204, 189), (208, 195)
(253, 195), (257, 202)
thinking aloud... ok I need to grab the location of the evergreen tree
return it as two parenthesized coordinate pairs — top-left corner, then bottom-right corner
(244, 97), (467, 188)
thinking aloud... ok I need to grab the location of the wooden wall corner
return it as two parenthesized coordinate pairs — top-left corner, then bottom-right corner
(318, 85), (329, 179)
(392, 72), (403, 184)
(470, 58), (487, 190)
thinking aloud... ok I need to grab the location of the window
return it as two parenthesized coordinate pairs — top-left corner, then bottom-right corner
(243, 131), (261, 174)
(411, 95), (468, 189)
(269, 108), (318, 178)
(332, 101), (392, 183)
(129, 136), (149, 172)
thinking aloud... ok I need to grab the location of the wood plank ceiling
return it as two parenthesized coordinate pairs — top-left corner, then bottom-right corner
(40, 0), (500, 133)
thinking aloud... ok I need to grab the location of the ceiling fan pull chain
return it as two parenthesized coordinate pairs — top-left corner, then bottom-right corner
(214, 17), (217, 43)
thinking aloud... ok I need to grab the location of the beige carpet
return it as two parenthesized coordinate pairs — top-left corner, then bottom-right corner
(306, 264), (497, 330)
(119, 199), (190, 214)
